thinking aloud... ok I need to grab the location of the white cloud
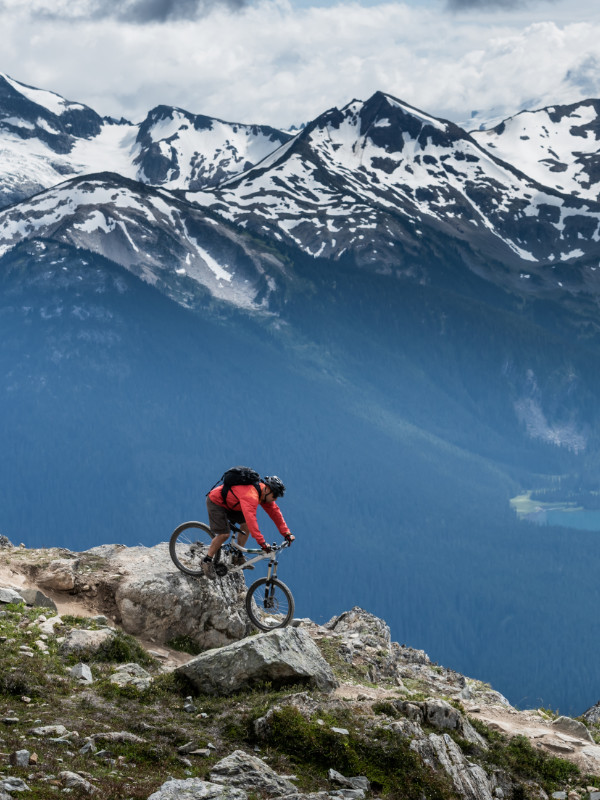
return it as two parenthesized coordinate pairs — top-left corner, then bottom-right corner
(0, 0), (599, 129)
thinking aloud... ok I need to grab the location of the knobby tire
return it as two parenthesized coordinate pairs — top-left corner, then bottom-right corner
(169, 521), (216, 577)
(245, 577), (295, 631)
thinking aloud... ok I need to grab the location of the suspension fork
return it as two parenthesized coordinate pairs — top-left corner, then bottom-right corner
(263, 555), (279, 606)
(266, 555), (278, 583)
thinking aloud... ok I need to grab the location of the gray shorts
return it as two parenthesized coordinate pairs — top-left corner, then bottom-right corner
(206, 498), (245, 536)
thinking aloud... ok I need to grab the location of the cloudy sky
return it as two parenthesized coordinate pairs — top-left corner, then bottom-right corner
(0, 0), (599, 129)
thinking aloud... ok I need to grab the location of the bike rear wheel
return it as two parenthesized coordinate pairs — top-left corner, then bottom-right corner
(245, 577), (295, 631)
(169, 521), (214, 577)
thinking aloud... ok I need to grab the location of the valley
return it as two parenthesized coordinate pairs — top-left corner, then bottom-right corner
(1, 73), (600, 716)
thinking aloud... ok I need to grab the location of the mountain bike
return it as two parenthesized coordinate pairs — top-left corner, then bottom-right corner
(169, 521), (294, 631)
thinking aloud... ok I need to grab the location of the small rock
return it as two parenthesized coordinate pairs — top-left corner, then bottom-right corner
(2, 718), (19, 725)
(29, 724), (70, 737)
(331, 727), (350, 735)
(552, 716), (595, 743)
(110, 663), (153, 691)
(38, 616), (63, 635)
(60, 628), (116, 657)
(0, 587), (24, 604)
(59, 770), (96, 794)
(94, 749), (116, 761)
(329, 769), (370, 792)
(19, 589), (58, 612)
(148, 650), (169, 660)
(92, 731), (145, 744)
(9, 749), (30, 767)
(71, 663), (94, 684)
(0, 777), (30, 792)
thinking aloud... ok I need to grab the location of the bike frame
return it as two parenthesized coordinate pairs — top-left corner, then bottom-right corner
(221, 523), (289, 578)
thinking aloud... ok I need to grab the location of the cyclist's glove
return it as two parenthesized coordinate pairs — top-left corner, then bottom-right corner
(261, 542), (272, 553)
(283, 533), (294, 544)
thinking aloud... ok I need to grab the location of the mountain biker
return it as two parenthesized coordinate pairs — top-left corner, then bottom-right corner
(202, 475), (294, 579)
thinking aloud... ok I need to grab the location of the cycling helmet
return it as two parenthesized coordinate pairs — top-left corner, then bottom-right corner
(262, 475), (286, 498)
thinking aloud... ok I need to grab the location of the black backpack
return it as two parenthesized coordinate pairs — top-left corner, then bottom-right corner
(210, 466), (261, 505)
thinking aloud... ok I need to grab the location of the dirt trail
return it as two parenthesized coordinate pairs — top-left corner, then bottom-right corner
(465, 703), (600, 774)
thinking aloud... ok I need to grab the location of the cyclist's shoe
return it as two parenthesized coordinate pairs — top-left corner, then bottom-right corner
(201, 558), (217, 580)
(232, 552), (254, 570)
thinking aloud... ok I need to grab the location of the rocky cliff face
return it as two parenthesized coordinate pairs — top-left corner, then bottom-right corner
(1, 540), (600, 800)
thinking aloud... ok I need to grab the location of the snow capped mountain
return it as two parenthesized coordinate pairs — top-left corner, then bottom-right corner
(0, 72), (109, 206)
(3, 76), (600, 318)
(0, 74), (291, 208)
(192, 91), (600, 292)
(472, 99), (600, 202)
(0, 171), (287, 311)
(134, 105), (291, 190)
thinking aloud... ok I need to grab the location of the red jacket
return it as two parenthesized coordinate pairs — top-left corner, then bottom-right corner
(208, 483), (290, 547)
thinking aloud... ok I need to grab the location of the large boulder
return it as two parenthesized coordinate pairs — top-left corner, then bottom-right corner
(209, 750), (298, 796)
(177, 627), (339, 694)
(90, 543), (251, 650)
(552, 715), (595, 743)
(36, 559), (77, 591)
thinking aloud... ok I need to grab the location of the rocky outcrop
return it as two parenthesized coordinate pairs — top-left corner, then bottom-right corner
(411, 733), (495, 800)
(148, 752), (372, 800)
(5, 542), (252, 650)
(178, 627), (339, 694)
(397, 698), (487, 747)
(583, 701), (600, 726)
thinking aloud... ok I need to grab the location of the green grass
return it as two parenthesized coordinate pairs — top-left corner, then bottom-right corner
(469, 719), (587, 793)
(261, 706), (457, 799)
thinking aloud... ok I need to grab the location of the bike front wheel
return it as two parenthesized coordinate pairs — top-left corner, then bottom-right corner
(169, 521), (214, 577)
(245, 577), (295, 631)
